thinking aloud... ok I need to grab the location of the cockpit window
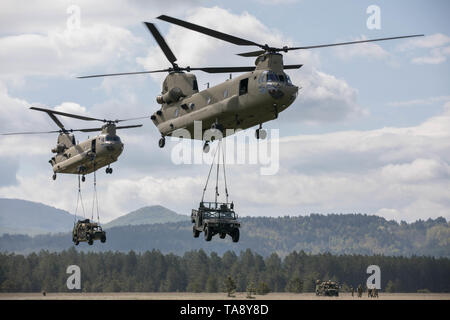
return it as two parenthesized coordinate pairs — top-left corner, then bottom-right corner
(193, 80), (198, 91)
(278, 74), (285, 82)
(285, 74), (293, 85)
(258, 71), (268, 83)
(105, 136), (121, 142)
(267, 71), (279, 82)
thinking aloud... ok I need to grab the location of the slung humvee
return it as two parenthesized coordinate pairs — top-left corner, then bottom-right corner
(191, 202), (240, 242)
(72, 219), (106, 245)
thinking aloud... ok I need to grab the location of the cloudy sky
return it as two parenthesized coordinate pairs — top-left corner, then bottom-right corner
(0, 0), (449, 223)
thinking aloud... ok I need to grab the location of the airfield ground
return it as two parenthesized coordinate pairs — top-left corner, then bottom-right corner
(1, 292), (449, 300)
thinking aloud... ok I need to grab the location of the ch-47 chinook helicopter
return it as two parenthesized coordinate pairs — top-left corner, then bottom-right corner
(79, 15), (423, 152)
(0, 106), (144, 181)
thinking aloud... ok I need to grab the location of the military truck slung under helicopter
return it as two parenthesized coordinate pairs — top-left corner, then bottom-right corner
(192, 202), (241, 242)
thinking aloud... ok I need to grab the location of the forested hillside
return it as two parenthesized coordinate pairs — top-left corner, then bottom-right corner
(1, 214), (448, 257)
(1, 249), (449, 293)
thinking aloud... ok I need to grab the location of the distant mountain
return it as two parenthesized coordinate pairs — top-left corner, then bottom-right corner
(104, 205), (189, 229)
(1, 214), (448, 258)
(0, 198), (75, 236)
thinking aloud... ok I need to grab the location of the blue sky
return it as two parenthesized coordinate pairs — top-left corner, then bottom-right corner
(0, 0), (449, 223)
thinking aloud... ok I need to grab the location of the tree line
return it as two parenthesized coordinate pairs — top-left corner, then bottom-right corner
(1, 248), (449, 293)
(1, 214), (449, 257)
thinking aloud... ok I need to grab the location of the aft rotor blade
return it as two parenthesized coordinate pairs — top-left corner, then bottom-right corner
(0, 130), (61, 136)
(157, 15), (262, 47)
(30, 106), (105, 122)
(75, 128), (103, 133)
(115, 124), (143, 130)
(144, 22), (177, 66)
(285, 34), (424, 51)
(192, 66), (256, 73)
(77, 69), (170, 79)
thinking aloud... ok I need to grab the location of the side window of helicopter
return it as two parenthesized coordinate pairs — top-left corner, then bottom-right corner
(223, 89), (229, 98)
(239, 78), (249, 95)
(174, 107), (180, 117)
(278, 74), (286, 83)
(193, 80), (198, 91)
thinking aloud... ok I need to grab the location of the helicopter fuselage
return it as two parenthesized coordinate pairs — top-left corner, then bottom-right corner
(151, 53), (299, 140)
(50, 126), (124, 175)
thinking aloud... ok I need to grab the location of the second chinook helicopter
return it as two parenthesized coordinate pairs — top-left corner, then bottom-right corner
(79, 15), (423, 152)
(0, 106), (144, 181)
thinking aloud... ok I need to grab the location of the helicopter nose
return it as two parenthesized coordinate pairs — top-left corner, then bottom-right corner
(268, 86), (284, 100)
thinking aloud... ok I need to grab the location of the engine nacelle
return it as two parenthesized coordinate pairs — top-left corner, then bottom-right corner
(156, 87), (185, 104)
(51, 143), (66, 154)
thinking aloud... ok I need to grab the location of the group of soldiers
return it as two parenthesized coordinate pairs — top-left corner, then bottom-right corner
(350, 285), (379, 298)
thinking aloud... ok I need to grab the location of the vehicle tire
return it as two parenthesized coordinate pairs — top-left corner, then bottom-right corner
(219, 233), (226, 239)
(193, 226), (200, 238)
(231, 228), (240, 243)
(204, 226), (212, 241)
(101, 235), (106, 243)
(231, 228), (239, 242)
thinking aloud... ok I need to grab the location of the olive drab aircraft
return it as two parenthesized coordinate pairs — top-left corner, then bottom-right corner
(79, 15), (423, 152)
(0, 106), (145, 181)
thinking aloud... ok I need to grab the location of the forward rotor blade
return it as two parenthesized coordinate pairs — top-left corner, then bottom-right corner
(144, 22), (177, 66)
(157, 15), (262, 47)
(30, 106), (105, 122)
(77, 69), (170, 79)
(283, 64), (303, 70)
(114, 116), (149, 123)
(0, 130), (61, 136)
(285, 34), (424, 51)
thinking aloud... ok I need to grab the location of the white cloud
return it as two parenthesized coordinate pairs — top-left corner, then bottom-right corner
(397, 33), (450, 65)
(0, 0), (197, 34)
(333, 35), (390, 61)
(0, 24), (140, 78)
(387, 95), (450, 107)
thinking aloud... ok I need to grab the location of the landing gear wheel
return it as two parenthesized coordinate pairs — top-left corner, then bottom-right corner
(204, 226), (212, 241)
(81, 175), (86, 182)
(256, 128), (267, 140)
(232, 228), (240, 243)
(159, 137), (166, 148)
(106, 167), (113, 174)
(101, 235), (106, 243)
(203, 142), (210, 153)
(193, 226), (200, 238)
(52, 173), (56, 181)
